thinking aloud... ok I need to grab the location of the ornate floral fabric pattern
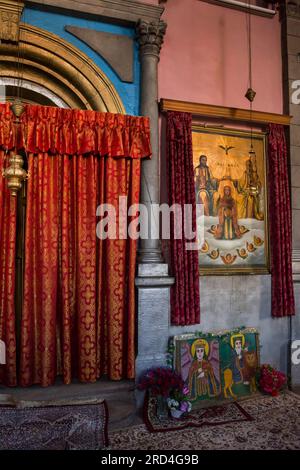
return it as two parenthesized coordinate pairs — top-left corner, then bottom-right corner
(0, 150), (17, 386)
(268, 124), (295, 317)
(167, 111), (200, 325)
(108, 392), (300, 450)
(0, 103), (151, 158)
(0, 103), (149, 386)
(0, 400), (108, 450)
(20, 156), (141, 386)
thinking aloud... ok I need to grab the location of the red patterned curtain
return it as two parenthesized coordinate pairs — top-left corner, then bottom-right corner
(0, 103), (150, 386)
(167, 111), (200, 325)
(0, 149), (17, 386)
(268, 124), (295, 317)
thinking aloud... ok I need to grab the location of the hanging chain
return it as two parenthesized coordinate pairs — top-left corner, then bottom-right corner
(244, 0), (258, 153)
(16, 0), (26, 101)
(247, 0), (253, 150)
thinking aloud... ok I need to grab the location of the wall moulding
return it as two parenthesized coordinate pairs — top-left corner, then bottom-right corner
(0, 0), (24, 42)
(160, 99), (292, 126)
(292, 249), (300, 282)
(160, 0), (276, 17)
(0, 23), (125, 113)
(199, 0), (276, 18)
(25, 0), (164, 24)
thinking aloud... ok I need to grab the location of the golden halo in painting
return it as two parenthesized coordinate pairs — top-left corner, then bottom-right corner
(191, 339), (209, 358)
(230, 333), (245, 349)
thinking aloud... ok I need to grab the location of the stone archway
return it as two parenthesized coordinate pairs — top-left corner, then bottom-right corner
(0, 22), (125, 113)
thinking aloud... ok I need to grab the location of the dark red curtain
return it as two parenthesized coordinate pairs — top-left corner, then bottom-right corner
(268, 124), (295, 317)
(0, 103), (151, 386)
(0, 149), (17, 386)
(167, 111), (200, 325)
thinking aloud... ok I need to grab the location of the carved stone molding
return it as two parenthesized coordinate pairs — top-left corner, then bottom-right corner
(25, 0), (164, 25)
(0, 23), (125, 112)
(136, 19), (167, 59)
(201, 0), (276, 18)
(292, 249), (300, 283)
(0, 0), (24, 43)
(287, 1), (300, 18)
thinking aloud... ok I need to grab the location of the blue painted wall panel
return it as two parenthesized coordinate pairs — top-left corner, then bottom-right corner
(22, 6), (140, 115)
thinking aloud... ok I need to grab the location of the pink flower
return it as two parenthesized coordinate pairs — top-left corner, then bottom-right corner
(180, 401), (189, 412)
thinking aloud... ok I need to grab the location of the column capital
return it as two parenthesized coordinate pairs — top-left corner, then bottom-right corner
(136, 19), (167, 59)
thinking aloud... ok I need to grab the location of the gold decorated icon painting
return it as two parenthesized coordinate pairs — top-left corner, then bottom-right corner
(192, 126), (269, 274)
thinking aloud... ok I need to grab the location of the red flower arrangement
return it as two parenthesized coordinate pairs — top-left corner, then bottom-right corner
(138, 367), (184, 398)
(258, 364), (287, 397)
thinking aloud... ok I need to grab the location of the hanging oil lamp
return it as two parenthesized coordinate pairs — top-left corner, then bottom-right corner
(2, 101), (28, 197)
(245, 87), (256, 103)
(2, 8), (29, 197)
(2, 153), (28, 197)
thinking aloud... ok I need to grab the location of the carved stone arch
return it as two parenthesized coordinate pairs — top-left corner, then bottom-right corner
(0, 23), (125, 113)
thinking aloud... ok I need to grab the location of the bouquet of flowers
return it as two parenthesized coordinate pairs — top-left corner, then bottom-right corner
(167, 385), (192, 416)
(138, 367), (192, 419)
(258, 364), (286, 396)
(138, 367), (184, 397)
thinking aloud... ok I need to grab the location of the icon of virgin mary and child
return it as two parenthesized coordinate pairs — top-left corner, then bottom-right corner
(187, 339), (220, 401)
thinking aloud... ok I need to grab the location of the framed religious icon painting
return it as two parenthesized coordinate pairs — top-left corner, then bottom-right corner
(172, 328), (260, 405)
(192, 126), (270, 274)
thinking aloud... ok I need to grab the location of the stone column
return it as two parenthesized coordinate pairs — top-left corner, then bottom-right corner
(281, 1), (300, 390)
(136, 19), (167, 263)
(134, 21), (174, 402)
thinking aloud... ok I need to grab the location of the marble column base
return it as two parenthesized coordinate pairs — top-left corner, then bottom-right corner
(138, 247), (163, 264)
(291, 274), (300, 389)
(135, 263), (174, 408)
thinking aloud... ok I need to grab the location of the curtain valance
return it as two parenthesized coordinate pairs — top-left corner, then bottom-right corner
(0, 103), (151, 158)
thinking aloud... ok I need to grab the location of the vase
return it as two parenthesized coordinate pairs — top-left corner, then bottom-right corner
(156, 395), (168, 420)
(170, 408), (184, 419)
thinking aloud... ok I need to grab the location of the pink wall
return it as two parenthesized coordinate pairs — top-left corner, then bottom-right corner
(156, 0), (283, 114)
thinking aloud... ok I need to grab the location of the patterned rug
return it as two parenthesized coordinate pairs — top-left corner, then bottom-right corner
(144, 393), (253, 433)
(109, 392), (300, 450)
(0, 398), (108, 450)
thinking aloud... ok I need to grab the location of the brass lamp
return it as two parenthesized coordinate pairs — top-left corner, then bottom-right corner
(2, 153), (28, 197)
(11, 100), (25, 122)
(1, 3), (29, 196)
(2, 101), (28, 196)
